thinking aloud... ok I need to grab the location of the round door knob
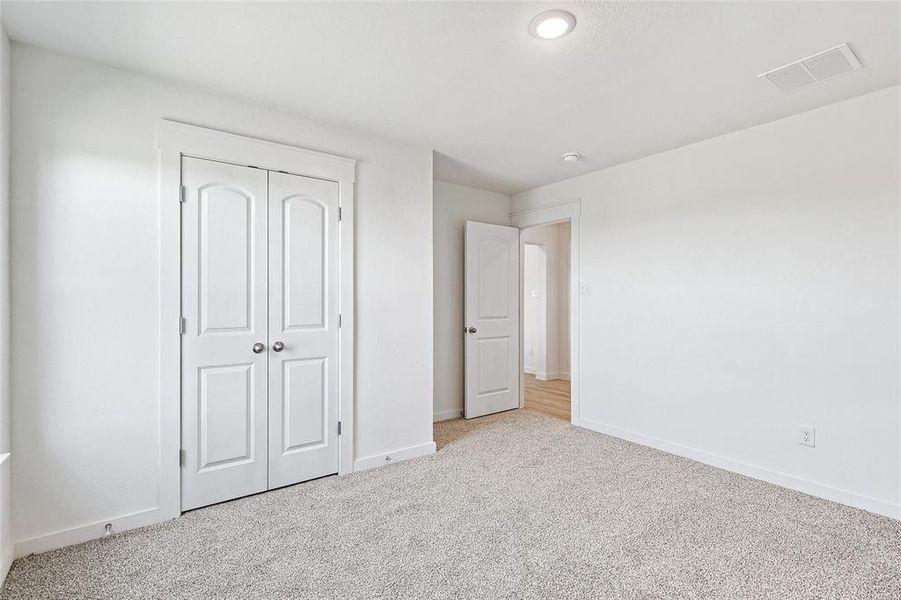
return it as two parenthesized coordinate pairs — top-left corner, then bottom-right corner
(467, 327), (477, 334)
(252, 342), (266, 354)
(272, 341), (285, 353)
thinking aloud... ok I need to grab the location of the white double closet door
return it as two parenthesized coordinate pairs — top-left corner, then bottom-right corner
(180, 157), (340, 511)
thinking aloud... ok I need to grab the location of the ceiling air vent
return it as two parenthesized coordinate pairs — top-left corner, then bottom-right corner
(759, 43), (862, 94)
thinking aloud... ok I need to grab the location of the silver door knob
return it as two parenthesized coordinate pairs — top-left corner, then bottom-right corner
(467, 327), (477, 334)
(252, 342), (266, 354)
(272, 341), (285, 352)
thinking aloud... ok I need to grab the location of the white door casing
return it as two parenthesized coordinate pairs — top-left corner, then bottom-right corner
(180, 157), (269, 510)
(267, 171), (340, 488)
(464, 221), (520, 418)
(509, 200), (581, 426)
(159, 120), (356, 520)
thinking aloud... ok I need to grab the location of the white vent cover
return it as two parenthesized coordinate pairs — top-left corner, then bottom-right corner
(759, 43), (862, 93)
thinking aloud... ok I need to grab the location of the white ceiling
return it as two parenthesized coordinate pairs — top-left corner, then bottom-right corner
(3, 1), (899, 194)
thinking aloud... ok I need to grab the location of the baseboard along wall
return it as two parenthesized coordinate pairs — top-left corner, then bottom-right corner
(12, 439), (439, 560)
(575, 417), (900, 520)
(353, 441), (437, 472)
(13, 507), (163, 559)
(433, 409), (462, 422)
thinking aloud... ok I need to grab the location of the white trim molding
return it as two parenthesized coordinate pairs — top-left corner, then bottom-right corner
(353, 442), (437, 472)
(510, 200), (581, 226)
(433, 409), (462, 422)
(13, 508), (161, 559)
(0, 545), (11, 587)
(0, 453), (11, 583)
(156, 119), (356, 523)
(156, 120), (356, 182)
(511, 200), (582, 427)
(541, 371), (569, 381)
(577, 417), (901, 520)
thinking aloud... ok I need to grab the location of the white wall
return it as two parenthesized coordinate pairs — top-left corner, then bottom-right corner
(433, 180), (510, 421)
(557, 223), (571, 378)
(0, 7), (12, 582)
(514, 86), (901, 518)
(10, 43), (435, 551)
(523, 243), (547, 376)
(522, 221), (570, 380)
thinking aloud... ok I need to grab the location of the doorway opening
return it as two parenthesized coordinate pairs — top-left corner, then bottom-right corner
(461, 200), (580, 424)
(521, 222), (571, 421)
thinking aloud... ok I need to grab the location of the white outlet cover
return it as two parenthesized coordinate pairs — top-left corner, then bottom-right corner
(799, 425), (816, 447)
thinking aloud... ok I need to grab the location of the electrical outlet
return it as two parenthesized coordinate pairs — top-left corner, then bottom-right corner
(799, 426), (815, 447)
(579, 283), (592, 296)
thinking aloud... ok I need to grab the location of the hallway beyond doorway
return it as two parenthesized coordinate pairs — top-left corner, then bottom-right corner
(523, 374), (570, 422)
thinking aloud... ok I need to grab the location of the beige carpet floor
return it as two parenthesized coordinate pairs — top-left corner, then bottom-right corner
(2, 410), (900, 599)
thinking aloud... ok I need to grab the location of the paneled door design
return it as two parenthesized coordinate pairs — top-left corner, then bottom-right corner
(181, 158), (340, 510)
(181, 158), (269, 510)
(267, 172), (340, 489)
(464, 221), (520, 418)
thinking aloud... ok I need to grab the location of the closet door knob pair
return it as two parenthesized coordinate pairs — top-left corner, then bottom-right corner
(252, 341), (285, 354)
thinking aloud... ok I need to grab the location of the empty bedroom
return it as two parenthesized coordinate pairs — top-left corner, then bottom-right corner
(0, 1), (900, 598)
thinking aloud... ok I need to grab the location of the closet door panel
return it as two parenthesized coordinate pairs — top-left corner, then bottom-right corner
(181, 157), (269, 511)
(268, 171), (340, 489)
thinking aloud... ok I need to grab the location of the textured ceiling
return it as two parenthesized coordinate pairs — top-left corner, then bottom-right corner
(3, 1), (899, 194)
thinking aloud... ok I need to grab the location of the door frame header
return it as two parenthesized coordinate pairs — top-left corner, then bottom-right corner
(157, 119), (356, 520)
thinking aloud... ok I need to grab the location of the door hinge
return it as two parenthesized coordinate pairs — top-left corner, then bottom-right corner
(179, 185), (186, 203)
(338, 313), (342, 328)
(179, 317), (186, 335)
(338, 206), (343, 222)
(337, 421), (342, 435)
(179, 449), (186, 466)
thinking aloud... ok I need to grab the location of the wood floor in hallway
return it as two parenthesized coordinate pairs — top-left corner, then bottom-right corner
(523, 373), (570, 421)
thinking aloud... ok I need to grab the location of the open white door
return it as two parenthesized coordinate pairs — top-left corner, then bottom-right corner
(464, 221), (520, 418)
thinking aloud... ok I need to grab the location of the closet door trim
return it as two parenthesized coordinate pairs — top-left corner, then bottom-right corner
(157, 120), (356, 520)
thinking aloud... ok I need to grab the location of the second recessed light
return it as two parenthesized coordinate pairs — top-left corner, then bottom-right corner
(529, 10), (576, 40)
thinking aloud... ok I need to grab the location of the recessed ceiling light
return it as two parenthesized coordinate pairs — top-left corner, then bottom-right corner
(562, 152), (582, 162)
(529, 10), (576, 40)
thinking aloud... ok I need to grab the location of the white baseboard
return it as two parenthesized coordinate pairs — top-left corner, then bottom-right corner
(576, 417), (900, 520)
(523, 367), (536, 376)
(525, 370), (570, 381)
(541, 371), (570, 381)
(353, 441), (437, 472)
(0, 543), (12, 586)
(13, 507), (162, 559)
(0, 453), (11, 585)
(433, 409), (462, 422)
